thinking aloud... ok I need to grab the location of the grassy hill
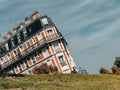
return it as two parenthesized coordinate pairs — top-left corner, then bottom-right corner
(0, 74), (120, 90)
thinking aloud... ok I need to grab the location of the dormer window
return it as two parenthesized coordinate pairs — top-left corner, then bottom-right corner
(17, 33), (21, 43)
(5, 43), (9, 51)
(53, 41), (60, 52)
(23, 29), (27, 39)
(25, 17), (31, 25)
(41, 18), (48, 26)
(11, 38), (15, 47)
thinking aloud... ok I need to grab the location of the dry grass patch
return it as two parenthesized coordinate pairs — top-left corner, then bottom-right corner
(0, 74), (120, 90)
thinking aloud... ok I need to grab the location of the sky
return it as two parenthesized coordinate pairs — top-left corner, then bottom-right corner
(0, 0), (120, 73)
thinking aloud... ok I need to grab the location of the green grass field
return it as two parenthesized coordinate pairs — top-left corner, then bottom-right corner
(0, 74), (120, 90)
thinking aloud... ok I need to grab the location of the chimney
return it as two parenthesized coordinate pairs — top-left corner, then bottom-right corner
(3, 35), (8, 41)
(31, 10), (39, 20)
(25, 17), (31, 24)
(19, 22), (24, 29)
(13, 26), (17, 33)
(7, 31), (12, 38)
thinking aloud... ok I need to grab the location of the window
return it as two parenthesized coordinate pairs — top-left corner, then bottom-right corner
(41, 18), (48, 25)
(14, 65), (20, 73)
(14, 35), (18, 45)
(53, 42), (60, 52)
(31, 55), (36, 64)
(32, 38), (35, 44)
(42, 48), (48, 58)
(18, 63), (22, 71)
(13, 50), (16, 55)
(20, 61), (26, 70)
(19, 46), (23, 53)
(26, 42), (30, 49)
(47, 29), (53, 40)
(7, 54), (10, 60)
(47, 29), (52, 35)
(23, 29), (27, 39)
(58, 55), (66, 67)
(5, 43), (9, 51)
(24, 60), (29, 68)
(11, 38), (15, 47)
(8, 40), (12, 50)
(17, 33), (21, 43)
(38, 33), (42, 41)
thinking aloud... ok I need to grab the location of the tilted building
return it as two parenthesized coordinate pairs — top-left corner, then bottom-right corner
(0, 11), (76, 74)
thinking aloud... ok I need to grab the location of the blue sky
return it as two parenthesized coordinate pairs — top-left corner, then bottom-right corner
(0, 0), (120, 73)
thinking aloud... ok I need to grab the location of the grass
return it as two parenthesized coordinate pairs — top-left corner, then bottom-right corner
(0, 74), (120, 90)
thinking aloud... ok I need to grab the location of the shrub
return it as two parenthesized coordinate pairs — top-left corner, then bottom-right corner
(32, 63), (58, 74)
(111, 66), (120, 75)
(99, 67), (111, 74)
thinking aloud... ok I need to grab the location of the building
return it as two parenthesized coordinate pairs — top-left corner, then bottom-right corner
(0, 11), (76, 74)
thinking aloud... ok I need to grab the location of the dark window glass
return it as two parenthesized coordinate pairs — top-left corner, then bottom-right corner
(26, 19), (42, 36)
(14, 35), (18, 45)
(58, 55), (66, 67)
(8, 40), (12, 50)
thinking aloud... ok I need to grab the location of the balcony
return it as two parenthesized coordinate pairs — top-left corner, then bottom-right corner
(1, 33), (63, 70)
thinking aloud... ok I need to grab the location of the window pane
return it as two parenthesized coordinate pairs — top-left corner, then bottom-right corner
(53, 42), (60, 52)
(58, 55), (66, 67)
(42, 18), (48, 25)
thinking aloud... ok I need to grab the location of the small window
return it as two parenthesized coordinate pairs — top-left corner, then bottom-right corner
(32, 38), (36, 44)
(19, 46), (23, 52)
(11, 38), (15, 47)
(14, 50), (16, 55)
(31, 56), (35, 64)
(47, 29), (53, 38)
(26, 42), (30, 49)
(1, 58), (3, 61)
(38, 33), (42, 40)
(58, 55), (66, 67)
(34, 53), (37, 57)
(27, 57), (30, 60)
(23, 29), (27, 39)
(47, 29), (52, 34)
(17, 33), (21, 43)
(24, 60), (29, 68)
(53, 42), (60, 52)
(41, 18), (48, 25)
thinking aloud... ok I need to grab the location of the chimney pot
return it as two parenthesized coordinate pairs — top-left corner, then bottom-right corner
(3, 35), (8, 41)
(7, 31), (12, 38)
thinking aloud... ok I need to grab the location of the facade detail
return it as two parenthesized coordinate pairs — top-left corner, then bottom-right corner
(0, 11), (76, 74)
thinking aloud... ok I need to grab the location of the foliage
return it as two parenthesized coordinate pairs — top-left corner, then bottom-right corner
(111, 66), (120, 75)
(114, 60), (120, 68)
(32, 63), (58, 74)
(99, 67), (111, 74)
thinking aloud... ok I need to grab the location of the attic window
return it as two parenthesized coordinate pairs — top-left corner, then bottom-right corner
(23, 29), (27, 38)
(41, 18), (48, 26)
